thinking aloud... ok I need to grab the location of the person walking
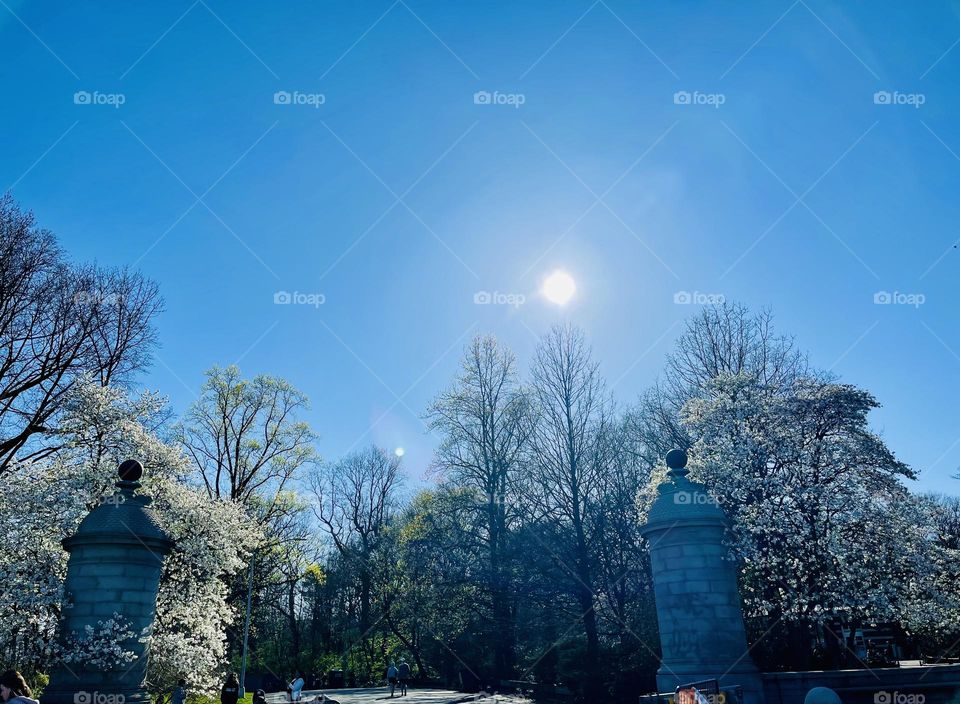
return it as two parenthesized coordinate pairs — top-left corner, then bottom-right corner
(386, 663), (398, 698)
(397, 661), (411, 697)
(171, 679), (188, 704)
(0, 672), (37, 704)
(289, 672), (306, 702)
(221, 673), (241, 704)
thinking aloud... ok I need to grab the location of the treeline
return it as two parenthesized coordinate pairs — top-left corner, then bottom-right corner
(2, 195), (960, 700)
(245, 316), (960, 697)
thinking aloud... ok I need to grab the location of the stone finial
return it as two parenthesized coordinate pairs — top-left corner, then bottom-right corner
(118, 458), (144, 482)
(665, 448), (694, 487)
(665, 448), (688, 479)
(117, 458), (144, 493)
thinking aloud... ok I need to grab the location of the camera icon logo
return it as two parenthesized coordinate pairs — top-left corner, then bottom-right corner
(673, 291), (692, 304)
(874, 693), (891, 704)
(274, 91), (292, 105)
(673, 91), (691, 105)
(873, 91), (892, 105)
(873, 291), (892, 304)
(473, 91), (492, 105)
(473, 290), (492, 304)
(274, 291), (292, 304)
(674, 491), (692, 505)
(74, 91), (92, 105)
(74, 693), (92, 704)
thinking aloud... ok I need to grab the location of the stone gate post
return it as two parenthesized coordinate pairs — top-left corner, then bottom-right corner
(640, 449), (763, 704)
(42, 460), (175, 704)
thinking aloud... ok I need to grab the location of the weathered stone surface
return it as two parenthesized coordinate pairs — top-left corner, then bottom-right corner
(42, 460), (174, 704)
(641, 450), (764, 704)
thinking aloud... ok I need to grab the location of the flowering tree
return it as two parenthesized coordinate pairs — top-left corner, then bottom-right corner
(0, 382), (260, 694)
(679, 372), (926, 665)
(904, 493), (960, 655)
(60, 615), (138, 671)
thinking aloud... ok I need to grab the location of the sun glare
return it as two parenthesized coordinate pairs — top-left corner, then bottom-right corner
(542, 270), (576, 305)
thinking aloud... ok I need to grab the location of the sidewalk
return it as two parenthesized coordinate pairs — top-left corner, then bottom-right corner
(266, 688), (528, 704)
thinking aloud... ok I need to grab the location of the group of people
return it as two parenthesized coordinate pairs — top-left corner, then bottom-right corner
(0, 664), (417, 704)
(386, 661), (411, 698)
(173, 672), (266, 704)
(0, 672), (37, 704)
(221, 670), (305, 703)
(217, 672), (270, 704)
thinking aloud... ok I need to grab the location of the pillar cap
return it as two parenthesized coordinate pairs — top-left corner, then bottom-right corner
(642, 449), (727, 533)
(63, 459), (174, 553)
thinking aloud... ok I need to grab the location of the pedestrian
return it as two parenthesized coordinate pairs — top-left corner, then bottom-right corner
(0, 672), (37, 704)
(397, 660), (411, 697)
(172, 678), (187, 704)
(253, 690), (268, 704)
(387, 662), (398, 698)
(221, 672), (241, 704)
(289, 672), (306, 702)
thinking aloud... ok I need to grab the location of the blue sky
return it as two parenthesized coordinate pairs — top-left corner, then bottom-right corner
(3, 1), (959, 494)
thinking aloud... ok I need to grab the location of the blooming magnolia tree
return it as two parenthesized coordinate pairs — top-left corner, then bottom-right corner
(675, 372), (935, 662)
(60, 615), (138, 671)
(903, 493), (960, 651)
(0, 382), (261, 694)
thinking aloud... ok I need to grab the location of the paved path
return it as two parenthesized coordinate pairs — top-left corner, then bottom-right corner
(265, 689), (525, 704)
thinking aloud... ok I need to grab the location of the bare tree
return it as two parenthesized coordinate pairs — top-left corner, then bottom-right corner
(591, 418), (657, 664)
(310, 444), (404, 673)
(528, 324), (609, 695)
(630, 302), (808, 465)
(0, 195), (162, 471)
(260, 499), (315, 669)
(176, 365), (317, 517)
(425, 334), (533, 680)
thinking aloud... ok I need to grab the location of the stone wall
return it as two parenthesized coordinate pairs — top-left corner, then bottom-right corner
(763, 666), (960, 704)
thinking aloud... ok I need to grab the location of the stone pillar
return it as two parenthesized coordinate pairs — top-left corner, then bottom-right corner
(640, 449), (763, 704)
(43, 460), (175, 704)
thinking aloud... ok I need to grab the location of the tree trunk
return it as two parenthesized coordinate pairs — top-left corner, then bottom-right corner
(489, 489), (516, 682)
(288, 578), (301, 664)
(572, 502), (600, 699)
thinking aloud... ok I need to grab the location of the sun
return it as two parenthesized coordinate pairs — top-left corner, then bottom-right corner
(541, 269), (576, 305)
(394, 447), (405, 458)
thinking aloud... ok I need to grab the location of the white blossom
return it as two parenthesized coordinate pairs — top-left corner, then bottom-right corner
(0, 382), (262, 695)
